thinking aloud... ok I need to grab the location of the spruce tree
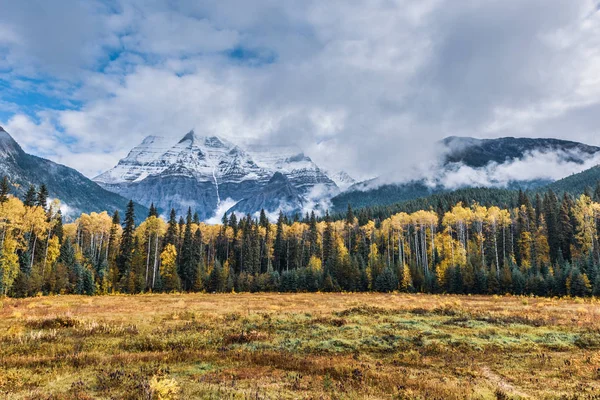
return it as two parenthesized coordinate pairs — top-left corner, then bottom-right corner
(207, 260), (223, 293)
(557, 195), (573, 262)
(107, 211), (120, 269)
(0, 176), (9, 203)
(322, 212), (335, 273)
(54, 211), (64, 244)
(24, 185), (36, 207)
(164, 209), (178, 247)
(543, 191), (560, 263)
(259, 209), (269, 228)
(148, 203), (158, 218)
(116, 201), (136, 287)
(273, 211), (286, 272)
(179, 208), (195, 290)
(36, 184), (49, 210)
(308, 211), (320, 258)
(374, 266), (397, 292)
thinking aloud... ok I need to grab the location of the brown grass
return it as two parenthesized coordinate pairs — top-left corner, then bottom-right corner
(1, 293), (599, 399)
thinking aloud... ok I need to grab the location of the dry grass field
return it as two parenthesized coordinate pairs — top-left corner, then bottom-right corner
(1, 293), (600, 399)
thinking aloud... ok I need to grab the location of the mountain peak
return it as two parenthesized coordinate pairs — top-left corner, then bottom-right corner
(0, 127), (22, 156)
(178, 131), (228, 149)
(141, 135), (166, 145)
(269, 171), (289, 184)
(178, 130), (197, 144)
(95, 129), (339, 220)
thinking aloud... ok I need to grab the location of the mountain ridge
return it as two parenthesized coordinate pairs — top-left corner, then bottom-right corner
(0, 128), (147, 219)
(95, 130), (344, 219)
(332, 136), (600, 213)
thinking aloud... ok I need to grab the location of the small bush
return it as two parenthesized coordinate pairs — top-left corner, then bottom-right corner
(25, 315), (81, 329)
(574, 333), (600, 349)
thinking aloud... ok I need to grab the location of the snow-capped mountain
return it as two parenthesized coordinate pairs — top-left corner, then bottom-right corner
(329, 171), (357, 191)
(95, 130), (343, 219)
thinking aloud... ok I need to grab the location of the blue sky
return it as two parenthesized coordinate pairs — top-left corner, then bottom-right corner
(1, 0), (600, 179)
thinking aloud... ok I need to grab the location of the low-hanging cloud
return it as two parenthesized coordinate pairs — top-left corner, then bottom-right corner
(435, 149), (600, 190)
(1, 0), (600, 182)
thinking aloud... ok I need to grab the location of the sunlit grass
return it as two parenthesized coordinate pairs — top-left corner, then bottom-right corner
(1, 293), (599, 399)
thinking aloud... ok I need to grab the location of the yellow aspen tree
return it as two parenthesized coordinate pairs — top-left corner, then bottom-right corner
(160, 244), (180, 292)
(0, 233), (19, 295)
(573, 194), (596, 257)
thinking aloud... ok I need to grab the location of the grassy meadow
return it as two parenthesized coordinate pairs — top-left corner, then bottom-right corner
(1, 293), (600, 399)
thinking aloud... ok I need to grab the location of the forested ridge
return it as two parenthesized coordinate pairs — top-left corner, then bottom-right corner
(2, 175), (600, 298)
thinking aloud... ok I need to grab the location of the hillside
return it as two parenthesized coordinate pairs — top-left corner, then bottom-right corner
(0, 126), (147, 219)
(331, 136), (600, 214)
(542, 165), (600, 196)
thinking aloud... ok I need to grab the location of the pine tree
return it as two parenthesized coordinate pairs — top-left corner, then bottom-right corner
(273, 212), (286, 272)
(543, 191), (560, 264)
(179, 208), (195, 291)
(322, 212), (335, 273)
(570, 269), (591, 297)
(24, 185), (37, 207)
(259, 209), (269, 228)
(594, 181), (600, 203)
(116, 201), (136, 288)
(557, 195), (574, 262)
(308, 211), (320, 258)
(148, 203), (158, 218)
(36, 184), (49, 210)
(346, 204), (355, 253)
(374, 266), (397, 292)
(207, 260), (223, 293)
(164, 209), (178, 247)
(222, 212), (229, 226)
(54, 210), (64, 244)
(0, 176), (9, 203)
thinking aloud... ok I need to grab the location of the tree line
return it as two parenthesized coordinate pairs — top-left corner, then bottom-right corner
(2, 176), (600, 297)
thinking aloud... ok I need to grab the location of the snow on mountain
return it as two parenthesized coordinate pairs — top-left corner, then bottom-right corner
(0, 126), (21, 158)
(329, 171), (357, 191)
(95, 130), (339, 220)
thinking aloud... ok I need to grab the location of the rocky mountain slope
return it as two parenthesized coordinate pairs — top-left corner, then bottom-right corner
(0, 126), (145, 218)
(95, 131), (343, 219)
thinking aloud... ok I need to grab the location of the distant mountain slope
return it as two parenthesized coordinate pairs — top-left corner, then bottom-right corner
(331, 136), (600, 213)
(95, 131), (340, 219)
(331, 180), (442, 212)
(442, 136), (600, 167)
(542, 165), (600, 195)
(228, 172), (305, 216)
(0, 126), (146, 219)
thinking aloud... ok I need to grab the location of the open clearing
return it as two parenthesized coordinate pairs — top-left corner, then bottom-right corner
(1, 293), (600, 399)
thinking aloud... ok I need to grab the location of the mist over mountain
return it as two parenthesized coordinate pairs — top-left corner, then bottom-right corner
(5, 121), (600, 221)
(332, 136), (600, 212)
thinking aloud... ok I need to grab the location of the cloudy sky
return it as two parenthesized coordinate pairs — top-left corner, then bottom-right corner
(1, 0), (600, 180)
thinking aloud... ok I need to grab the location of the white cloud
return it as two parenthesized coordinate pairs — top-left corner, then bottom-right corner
(435, 149), (600, 190)
(205, 198), (239, 225)
(1, 0), (600, 183)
